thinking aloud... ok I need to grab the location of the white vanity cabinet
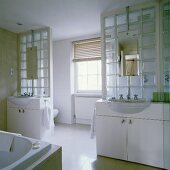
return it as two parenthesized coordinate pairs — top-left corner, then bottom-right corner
(96, 100), (168, 168)
(7, 97), (50, 139)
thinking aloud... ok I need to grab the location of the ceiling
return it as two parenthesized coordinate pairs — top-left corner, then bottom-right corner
(0, 0), (150, 41)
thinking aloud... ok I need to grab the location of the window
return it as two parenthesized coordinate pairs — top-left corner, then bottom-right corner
(19, 28), (50, 96)
(73, 38), (102, 93)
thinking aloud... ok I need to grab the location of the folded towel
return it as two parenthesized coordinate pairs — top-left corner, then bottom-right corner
(0, 131), (15, 152)
(42, 106), (54, 129)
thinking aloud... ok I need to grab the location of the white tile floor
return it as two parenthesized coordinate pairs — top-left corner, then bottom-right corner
(42, 123), (161, 170)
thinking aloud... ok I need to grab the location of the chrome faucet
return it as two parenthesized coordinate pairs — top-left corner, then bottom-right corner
(127, 94), (131, 100)
(134, 94), (138, 100)
(119, 94), (123, 100)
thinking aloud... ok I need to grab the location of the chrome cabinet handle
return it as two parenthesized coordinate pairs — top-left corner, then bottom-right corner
(19, 109), (21, 113)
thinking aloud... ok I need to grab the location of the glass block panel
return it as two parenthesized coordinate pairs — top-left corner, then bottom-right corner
(21, 61), (26, 69)
(26, 43), (32, 48)
(163, 33), (170, 45)
(131, 87), (142, 98)
(21, 70), (27, 78)
(142, 8), (155, 22)
(26, 34), (32, 43)
(20, 44), (26, 52)
(130, 76), (142, 86)
(129, 10), (140, 23)
(38, 68), (48, 77)
(117, 14), (127, 25)
(21, 79), (27, 87)
(142, 33), (155, 47)
(41, 59), (48, 68)
(106, 52), (117, 63)
(117, 24), (127, 34)
(106, 63), (118, 75)
(34, 41), (41, 50)
(105, 39), (116, 52)
(41, 50), (48, 59)
(141, 47), (156, 60)
(142, 21), (155, 33)
(105, 16), (114, 27)
(107, 87), (116, 98)
(143, 74), (156, 86)
(21, 88), (27, 95)
(105, 28), (115, 39)
(20, 36), (26, 43)
(117, 87), (128, 97)
(142, 61), (156, 73)
(21, 53), (26, 61)
(34, 32), (41, 41)
(164, 73), (170, 87)
(117, 76), (128, 87)
(107, 75), (117, 87)
(129, 23), (140, 31)
(41, 31), (48, 40)
(163, 47), (170, 58)
(41, 40), (48, 49)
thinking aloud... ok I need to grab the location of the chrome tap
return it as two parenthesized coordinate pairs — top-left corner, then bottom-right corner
(127, 94), (131, 100)
(119, 94), (123, 100)
(134, 94), (138, 100)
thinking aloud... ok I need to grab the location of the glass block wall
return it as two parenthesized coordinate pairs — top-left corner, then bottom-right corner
(19, 28), (50, 96)
(102, 5), (158, 101)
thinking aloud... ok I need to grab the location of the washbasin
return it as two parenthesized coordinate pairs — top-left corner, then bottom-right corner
(107, 99), (150, 114)
(8, 96), (36, 106)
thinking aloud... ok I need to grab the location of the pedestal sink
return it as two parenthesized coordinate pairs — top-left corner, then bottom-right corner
(107, 99), (150, 114)
(8, 96), (36, 106)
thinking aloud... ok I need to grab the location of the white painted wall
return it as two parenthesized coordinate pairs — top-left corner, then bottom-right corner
(53, 34), (100, 124)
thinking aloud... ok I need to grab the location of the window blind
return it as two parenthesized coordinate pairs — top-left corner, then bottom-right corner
(73, 37), (101, 62)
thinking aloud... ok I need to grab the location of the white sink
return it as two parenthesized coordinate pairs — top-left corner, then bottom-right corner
(107, 100), (150, 114)
(8, 96), (36, 106)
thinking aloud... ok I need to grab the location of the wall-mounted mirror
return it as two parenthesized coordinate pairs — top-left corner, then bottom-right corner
(118, 30), (139, 76)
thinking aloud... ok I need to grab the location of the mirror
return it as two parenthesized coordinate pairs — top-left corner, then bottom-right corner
(118, 31), (139, 76)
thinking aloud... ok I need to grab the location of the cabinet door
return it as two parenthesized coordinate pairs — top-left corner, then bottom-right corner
(128, 118), (163, 168)
(7, 108), (24, 134)
(96, 116), (127, 160)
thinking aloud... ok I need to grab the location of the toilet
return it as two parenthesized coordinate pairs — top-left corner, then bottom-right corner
(53, 108), (59, 124)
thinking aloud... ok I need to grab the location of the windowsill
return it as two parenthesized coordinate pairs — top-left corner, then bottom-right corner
(74, 93), (102, 98)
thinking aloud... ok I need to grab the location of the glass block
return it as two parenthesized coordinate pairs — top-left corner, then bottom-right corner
(131, 87), (142, 99)
(143, 87), (156, 101)
(21, 53), (26, 61)
(117, 87), (128, 98)
(20, 44), (26, 52)
(107, 87), (116, 98)
(37, 50), (41, 59)
(105, 39), (116, 52)
(142, 61), (156, 73)
(143, 74), (156, 86)
(141, 47), (156, 60)
(41, 50), (48, 59)
(142, 8), (155, 22)
(27, 34), (32, 43)
(41, 31), (48, 40)
(34, 41), (41, 50)
(117, 76), (128, 87)
(106, 63), (118, 75)
(129, 23), (140, 32)
(142, 33), (155, 47)
(21, 79), (27, 87)
(117, 24), (127, 34)
(21, 61), (26, 69)
(105, 16), (114, 27)
(26, 43), (32, 48)
(164, 62), (170, 72)
(33, 88), (38, 96)
(38, 69), (48, 77)
(21, 88), (27, 95)
(21, 70), (27, 78)
(163, 33), (170, 45)
(130, 76), (142, 86)
(20, 36), (26, 43)
(164, 73), (170, 87)
(163, 47), (170, 58)
(129, 10), (140, 23)
(163, 19), (170, 31)
(105, 28), (115, 39)
(142, 21), (155, 33)
(41, 59), (48, 68)
(107, 75), (117, 87)
(106, 52), (117, 63)
(41, 40), (48, 49)
(117, 14), (126, 25)
(34, 32), (41, 41)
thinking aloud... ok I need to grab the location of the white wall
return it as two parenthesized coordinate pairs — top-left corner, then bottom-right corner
(53, 34), (100, 124)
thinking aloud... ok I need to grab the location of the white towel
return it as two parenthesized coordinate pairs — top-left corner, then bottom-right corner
(42, 106), (54, 129)
(0, 131), (14, 152)
(90, 107), (96, 138)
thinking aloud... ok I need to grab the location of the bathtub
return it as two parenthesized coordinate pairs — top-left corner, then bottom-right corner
(0, 131), (51, 170)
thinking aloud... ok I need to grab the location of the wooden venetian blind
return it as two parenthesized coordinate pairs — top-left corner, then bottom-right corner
(73, 37), (101, 62)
